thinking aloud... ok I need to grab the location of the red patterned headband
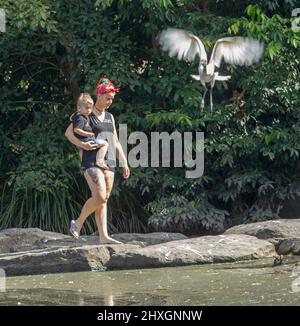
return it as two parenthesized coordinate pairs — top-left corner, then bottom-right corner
(96, 78), (120, 96)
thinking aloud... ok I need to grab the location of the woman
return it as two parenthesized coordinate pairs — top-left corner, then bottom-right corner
(65, 78), (130, 244)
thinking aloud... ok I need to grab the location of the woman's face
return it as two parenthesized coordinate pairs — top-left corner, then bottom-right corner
(97, 93), (115, 110)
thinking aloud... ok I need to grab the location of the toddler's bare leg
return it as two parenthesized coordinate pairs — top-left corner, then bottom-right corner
(96, 140), (109, 170)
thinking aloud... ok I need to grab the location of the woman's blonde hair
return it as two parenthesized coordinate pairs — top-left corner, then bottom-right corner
(77, 93), (93, 109)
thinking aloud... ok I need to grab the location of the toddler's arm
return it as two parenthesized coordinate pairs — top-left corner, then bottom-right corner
(74, 128), (95, 138)
(65, 124), (97, 151)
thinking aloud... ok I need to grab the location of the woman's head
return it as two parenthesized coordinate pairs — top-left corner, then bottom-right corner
(95, 77), (119, 110)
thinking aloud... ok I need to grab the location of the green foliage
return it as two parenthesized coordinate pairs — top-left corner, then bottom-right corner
(0, 109), (83, 232)
(229, 4), (300, 59)
(147, 195), (228, 233)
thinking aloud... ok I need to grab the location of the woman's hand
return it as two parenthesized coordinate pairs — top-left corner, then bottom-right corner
(65, 124), (96, 151)
(82, 141), (98, 151)
(122, 165), (130, 179)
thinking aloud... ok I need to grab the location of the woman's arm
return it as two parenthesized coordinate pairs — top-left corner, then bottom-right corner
(65, 123), (97, 151)
(111, 115), (130, 179)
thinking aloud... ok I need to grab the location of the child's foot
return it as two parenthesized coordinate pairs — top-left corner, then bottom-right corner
(96, 161), (109, 170)
(99, 236), (123, 245)
(69, 220), (80, 239)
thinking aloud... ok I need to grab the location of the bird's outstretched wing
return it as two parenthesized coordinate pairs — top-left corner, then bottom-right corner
(158, 28), (207, 63)
(208, 37), (264, 72)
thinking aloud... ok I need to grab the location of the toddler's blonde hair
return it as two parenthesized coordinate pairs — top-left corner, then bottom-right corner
(77, 93), (93, 109)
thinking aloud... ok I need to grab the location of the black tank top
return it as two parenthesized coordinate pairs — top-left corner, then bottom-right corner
(81, 111), (116, 171)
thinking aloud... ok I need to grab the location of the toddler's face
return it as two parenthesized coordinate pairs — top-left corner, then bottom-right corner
(78, 100), (93, 115)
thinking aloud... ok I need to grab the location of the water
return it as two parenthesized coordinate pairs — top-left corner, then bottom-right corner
(1, 258), (300, 306)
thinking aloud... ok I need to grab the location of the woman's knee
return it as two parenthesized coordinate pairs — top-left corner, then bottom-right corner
(93, 192), (108, 205)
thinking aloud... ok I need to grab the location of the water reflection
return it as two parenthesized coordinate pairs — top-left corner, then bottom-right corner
(0, 288), (169, 306)
(2, 258), (300, 306)
(105, 294), (114, 306)
(77, 293), (115, 306)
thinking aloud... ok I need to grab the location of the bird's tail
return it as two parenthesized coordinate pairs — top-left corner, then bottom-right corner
(191, 74), (201, 80)
(215, 75), (231, 81)
(206, 63), (214, 75)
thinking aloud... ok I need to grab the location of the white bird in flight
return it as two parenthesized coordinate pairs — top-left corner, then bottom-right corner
(158, 28), (264, 112)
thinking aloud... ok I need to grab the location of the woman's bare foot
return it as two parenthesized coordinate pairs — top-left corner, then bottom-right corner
(99, 236), (123, 245)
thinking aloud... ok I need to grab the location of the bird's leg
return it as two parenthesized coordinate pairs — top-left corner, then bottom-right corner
(209, 87), (213, 113)
(272, 254), (284, 266)
(201, 82), (207, 112)
(279, 255), (283, 263)
(201, 89), (207, 111)
(209, 78), (216, 113)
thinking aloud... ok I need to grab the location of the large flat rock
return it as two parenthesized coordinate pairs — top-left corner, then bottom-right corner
(0, 228), (188, 276)
(225, 219), (300, 240)
(0, 228), (187, 254)
(0, 228), (70, 254)
(111, 232), (187, 245)
(0, 244), (140, 276)
(107, 234), (275, 270)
